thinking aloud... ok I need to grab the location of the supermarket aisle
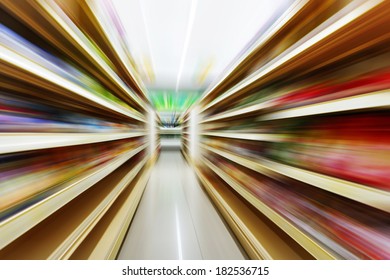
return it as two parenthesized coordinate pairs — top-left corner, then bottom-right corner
(117, 145), (245, 260)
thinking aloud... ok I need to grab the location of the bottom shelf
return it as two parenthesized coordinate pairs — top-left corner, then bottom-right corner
(70, 160), (153, 260)
(0, 153), (150, 259)
(193, 161), (313, 260)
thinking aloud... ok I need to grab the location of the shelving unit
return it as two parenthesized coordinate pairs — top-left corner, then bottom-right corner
(0, 45), (144, 121)
(2, 0), (390, 261)
(201, 144), (389, 212)
(0, 132), (147, 154)
(199, 0), (332, 106)
(183, 0), (390, 260)
(159, 127), (182, 135)
(0, 1), (153, 260)
(200, 0), (390, 112)
(79, 0), (148, 101)
(201, 158), (335, 259)
(201, 90), (390, 123)
(0, 144), (147, 250)
(193, 163), (313, 260)
(1, 0), (146, 111)
(0, 155), (150, 259)
(69, 161), (153, 260)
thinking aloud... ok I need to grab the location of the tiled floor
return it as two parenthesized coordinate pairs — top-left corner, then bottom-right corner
(117, 145), (245, 260)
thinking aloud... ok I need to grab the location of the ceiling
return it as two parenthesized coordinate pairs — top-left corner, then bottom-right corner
(89, 0), (293, 125)
(108, 0), (293, 92)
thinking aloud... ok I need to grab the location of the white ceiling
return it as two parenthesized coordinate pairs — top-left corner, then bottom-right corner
(109, 0), (293, 91)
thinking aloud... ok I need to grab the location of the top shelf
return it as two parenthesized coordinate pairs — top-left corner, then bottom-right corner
(201, 90), (390, 123)
(80, 0), (148, 102)
(199, 0), (309, 105)
(1, 0), (148, 112)
(0, 44), (145, 123)
(200, 0), (390, 113)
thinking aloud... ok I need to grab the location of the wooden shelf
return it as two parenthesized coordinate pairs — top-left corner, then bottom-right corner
(159, 127), (182, 135)
(201, 0), (390, 112)
(80, 0), (147, 101)
(194, 163), (312, 260)
(69, 160), (152, 260)
(201, 144), (390, 212)
(201, 90), (390, 123)
(181, 141), (190, 151)
(38, 0), (147, 110)
(202, 157), (336, 259)
(200, 101), (272, 123)
(0, 144), (147, 250)
(259, 90), (390, 121)
(0, 156), (147, 259)
(181, 148), (191, 164)
(199, 0), (309, 105)
(0, 44), (145, 122)
(201, 132), (288, 142)
(0, 132), (146, 154)
(1, 0), (147, 112)
(182, 134), (190, 142)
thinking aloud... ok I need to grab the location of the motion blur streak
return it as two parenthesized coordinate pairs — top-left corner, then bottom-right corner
(0, 0), (389, 260)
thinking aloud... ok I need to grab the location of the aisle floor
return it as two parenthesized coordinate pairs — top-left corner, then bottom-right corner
(117, 145), (245, 260)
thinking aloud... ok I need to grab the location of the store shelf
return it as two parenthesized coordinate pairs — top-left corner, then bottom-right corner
(0, 0), (154, 261)
(181, 148), (191, 164)
(201, 145), (390, 212)
(0, 132), (146, 154)
(194, 163), (312, 260)
(201, 90), (390, 123)
(49, 158), (147, 259)
(182, 134), (189, 141)
(0, 45), (145, 122)
(1, 0), (147, 111)
(181, 0), (390, 260)
(0, 156), (147, 259)
(68, 155), (153, 259)
(201, 132), (288, 142)
(81, 0), (147, 101)
(200, 101), (272, 123)
(159, 127), (182, 135)
(260, 90), (390, 121)
(201, 157), (336, 259)
(36, 0), (147, 111)
(0, 143), (147, 250)
(181, 141), (190, 151)
(194, 167), (262, 259)
(199, 0), (308, 104)
(201, 0), (389, 112)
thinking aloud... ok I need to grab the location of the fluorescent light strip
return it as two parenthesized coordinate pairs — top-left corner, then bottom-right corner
(175, 206), (184, 260)
(175, 0), (198, 92)
(139, 0), (157, 83)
